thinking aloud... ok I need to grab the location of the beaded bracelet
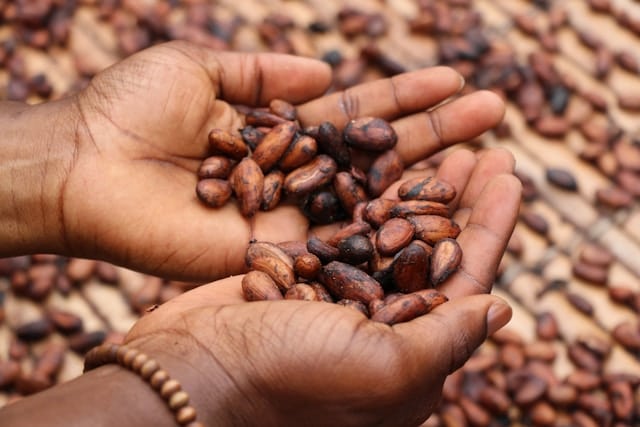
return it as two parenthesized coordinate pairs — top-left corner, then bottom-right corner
(84, 343), (204, 427)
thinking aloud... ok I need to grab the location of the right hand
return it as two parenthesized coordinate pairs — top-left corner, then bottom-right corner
(125, 147), (522, 427)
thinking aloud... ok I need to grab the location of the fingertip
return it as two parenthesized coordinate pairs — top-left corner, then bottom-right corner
(485, 172), (523, 201)
(486, 296), (512, 336)
(475, 90), (506, 124)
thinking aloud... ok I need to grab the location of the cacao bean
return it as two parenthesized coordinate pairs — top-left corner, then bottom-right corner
(284, 154), (337, 196)
(278, 134), (317, 172)
(333, 171), (368, 215)
(316, 121), (351, 169)
(367, 150), (404, 197)
(376, 217), (415, 256)
(545, 167), (578, 191)
(363, 198), (395, 228)
(196, 178), (232, 208)
(307, 236), (340, 264)
(242, 270), (284, 301)
(326, 221), (372, 247)
(230, 158), (264, 217)
(430, 238), (462, 286)
(245, 110), (288, 127)
(319, 261), (384, 304)
(337, 234), (374, 265)
(392, 242), (430, 293)
(410, 215), (461, 245)
(269, 99), (297, 121)
(343, 117), (397, 151)
(198, 156), (234, 179)
(397, 176), (456, 203)
(261, 170), (285, 211)
(294, 253), (322, 280)
(285, 283), (318, 301)
(390, 200), (450, 218)
(208, 128), (248, 160)
(252, 121), (297, 172)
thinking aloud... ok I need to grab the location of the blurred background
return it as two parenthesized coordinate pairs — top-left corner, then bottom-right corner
(1, 0), (640, 425)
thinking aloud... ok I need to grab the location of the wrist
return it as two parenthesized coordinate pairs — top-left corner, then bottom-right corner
(0, 98), (79, 256)
(127, 330), (256, 427)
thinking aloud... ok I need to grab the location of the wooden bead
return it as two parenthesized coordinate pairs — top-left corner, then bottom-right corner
(116, 345), (129, 364)
(176, 406), (197, 425)
(169, 390), (189, 410)
(84, 344), (199, 426)
(122, 348), (140, 368)
(131, 353), (149, 372)
(150, 369), (169, 389)
(106, 344), (119, 361)
(160, 379), (181, 399)
(140, 359), (160, 379)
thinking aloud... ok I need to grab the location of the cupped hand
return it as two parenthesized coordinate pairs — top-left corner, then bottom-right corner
(125, 148), (521, 427)
(60, 40), (505, 281)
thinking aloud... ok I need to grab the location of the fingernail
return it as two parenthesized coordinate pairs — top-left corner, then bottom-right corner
(486, 300), (512, 336)
(458, 74), (466, 91)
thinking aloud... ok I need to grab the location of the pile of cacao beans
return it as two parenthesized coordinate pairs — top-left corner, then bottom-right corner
(2, 1), (640, 425)
(195, 104), (462, 324)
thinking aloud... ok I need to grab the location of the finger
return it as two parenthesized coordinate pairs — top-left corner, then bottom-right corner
(433, 149), (478, 214)
(296, 66), (464, 128)
(440, 174), (522, 298)
(456, 147), (516, 211)
(178, 275), (246, 307)
(380, 149), (476, 214)
(395, 294), (512, 378)
(393, 90), (505, 166)
(170, 42), (333, 105)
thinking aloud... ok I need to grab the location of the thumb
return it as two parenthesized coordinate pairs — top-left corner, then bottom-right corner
(395, 294), (512, 378)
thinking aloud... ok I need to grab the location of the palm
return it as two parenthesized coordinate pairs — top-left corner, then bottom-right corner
(64, 43), (309, 279)
(61, 41), (506, 282)
(129, 276), (440, 426)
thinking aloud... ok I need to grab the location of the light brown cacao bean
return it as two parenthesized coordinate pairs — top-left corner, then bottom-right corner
(430, 238), (462, 286)
(230, 158), (264, 217)
(242, 270), (285, 301)
(208, 128), (248, 160)
(269, 98), (297, 121)
(294, 253), (322, 280)
(285, 283), (318, 301)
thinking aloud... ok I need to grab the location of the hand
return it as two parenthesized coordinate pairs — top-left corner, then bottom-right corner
(124, 147), (521, 427)
(35, 40), (502, 281)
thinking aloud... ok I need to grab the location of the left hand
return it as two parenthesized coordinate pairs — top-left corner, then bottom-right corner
(47, 40), (504, 281)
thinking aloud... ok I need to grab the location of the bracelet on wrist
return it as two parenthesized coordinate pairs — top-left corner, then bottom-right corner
(84, 343), (204, 427)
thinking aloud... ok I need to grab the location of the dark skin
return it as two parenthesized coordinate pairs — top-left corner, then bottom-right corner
(0, 41), (521, 426)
